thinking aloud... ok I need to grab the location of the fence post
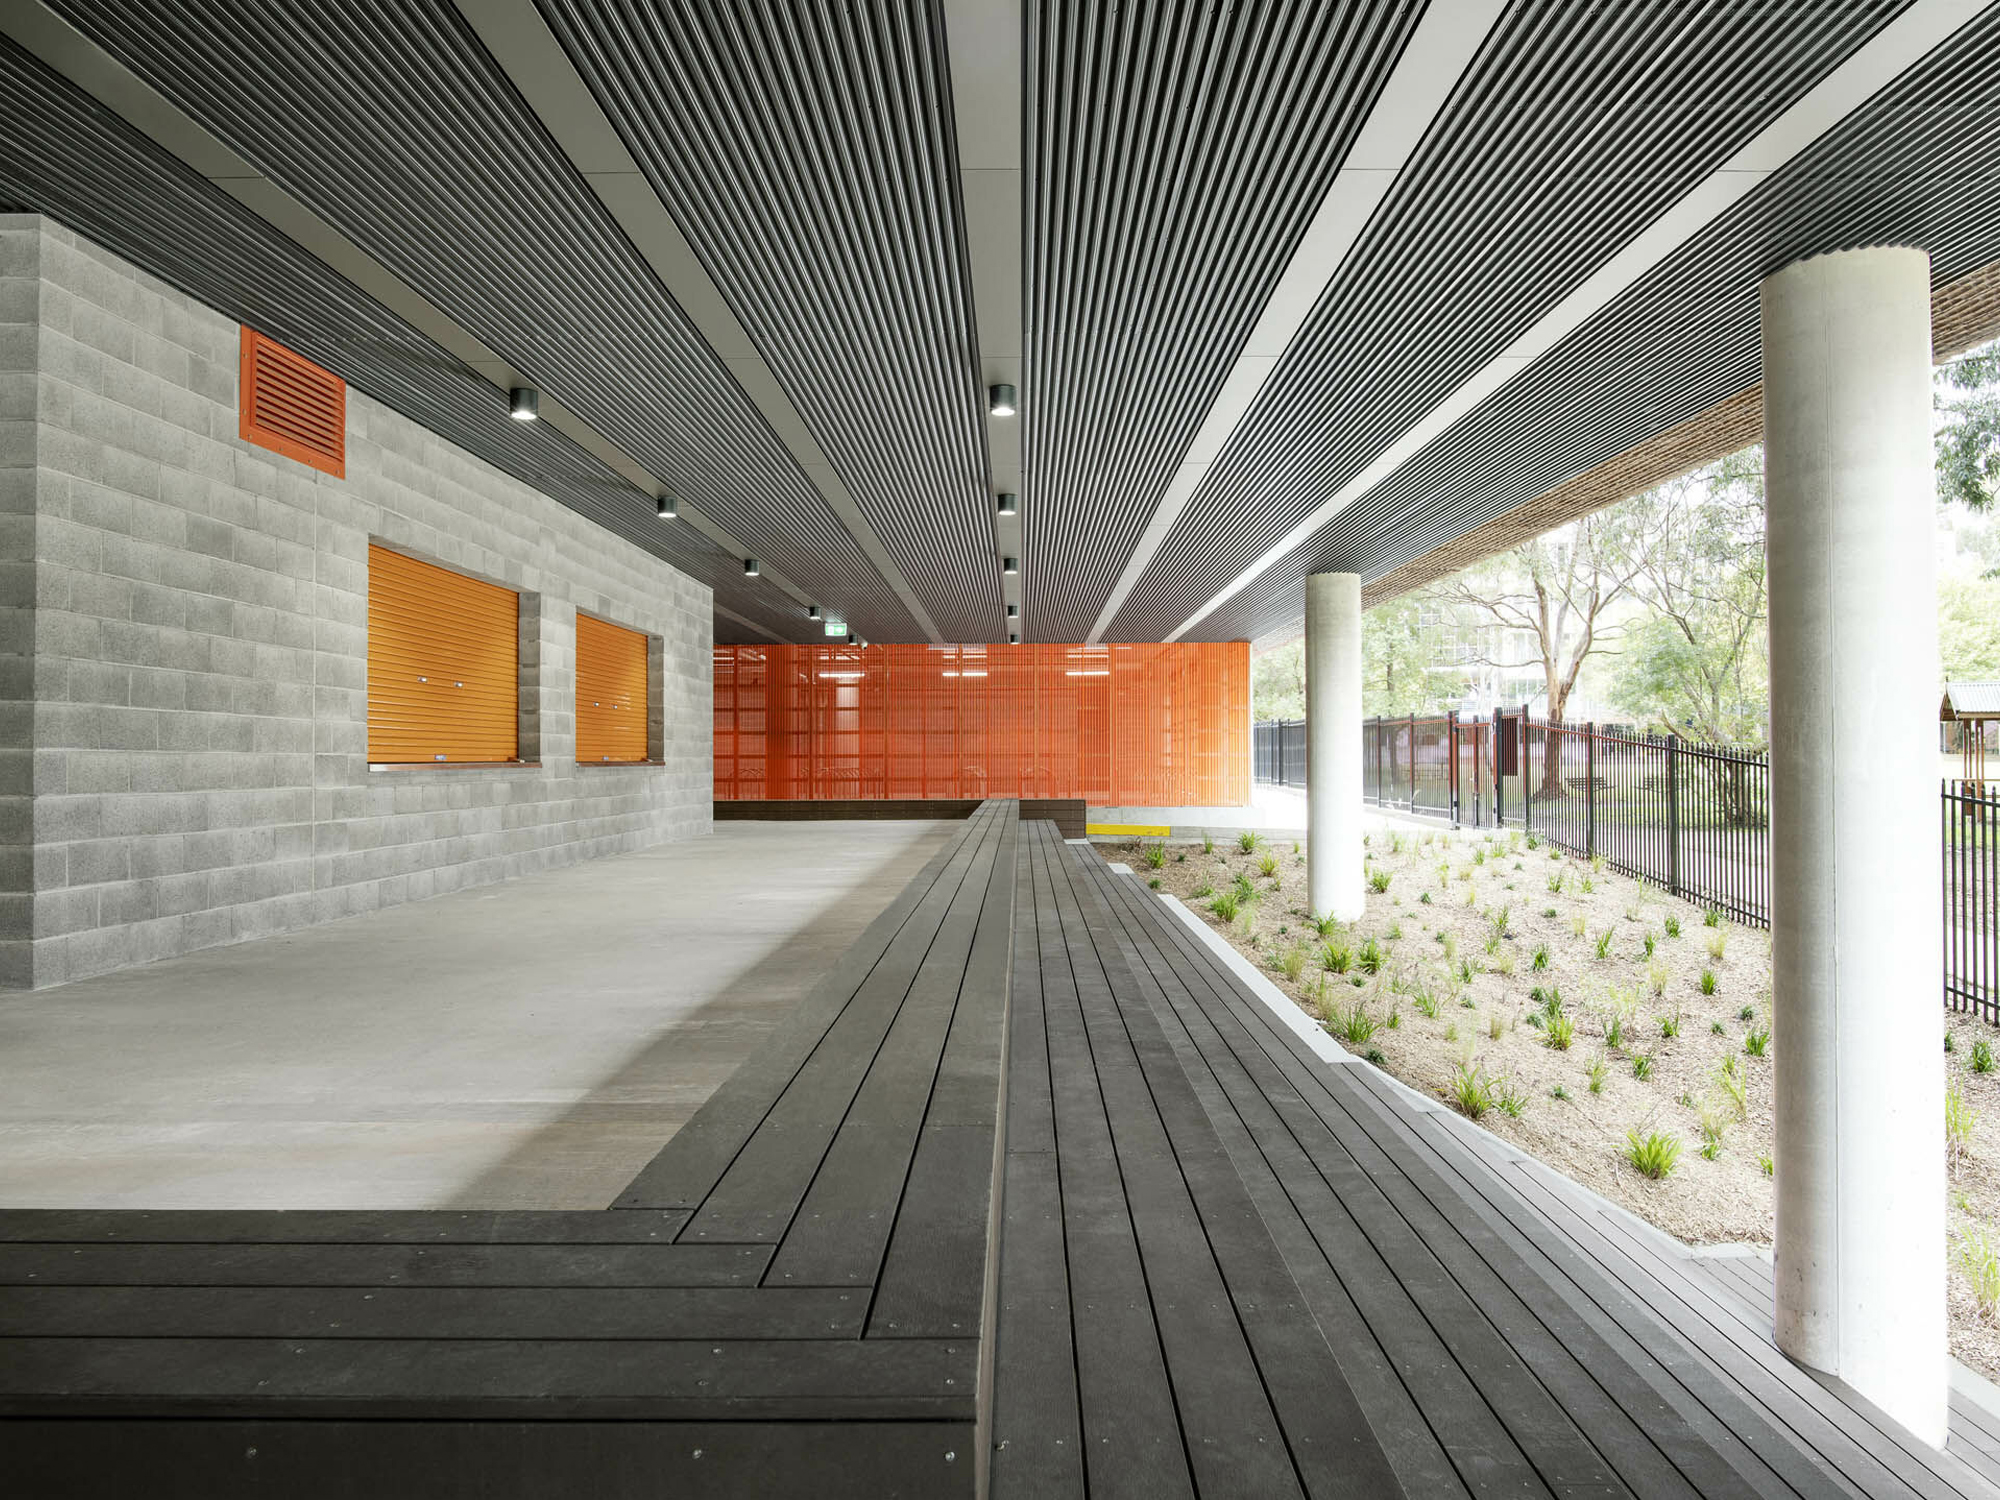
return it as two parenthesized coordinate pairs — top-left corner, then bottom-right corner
(1585, 722), (1596, 857)
(1447, 711), (1460, 828)
(1373, 718), (1383, 807)
(1666, 734), (1681, 898)
(1492, 707), (1504, 826)
(1407, 714), (1417, 809)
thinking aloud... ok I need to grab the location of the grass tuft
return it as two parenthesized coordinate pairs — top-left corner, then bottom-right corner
(1143, 841), (1166, 870)
(1586, 1054), (1609, 1094)
(1975, 1040), (1995, 1075)
(1631, 1053), (1654, 1081)
(1210, 891), (1240, 923)
(1257, 851), (1280, 879)
(1545, 1012), (1576, 1051)
(1663, 915), (1682, 938)
(1320, 939), (1352, 974)
(1962, 1229), (2000, 1320)
(1949, 1078), (1980, 1168)
(1744, 1025), (1770, 1058)
(1594, 929), (1614, 960)
(1368, 869), (1392, 894)
(1699, 968), (1719, 996)
(1450, 1060), (1492, 1119)
(1531, 943), (1550, 972)
(1277, 945), (1308, 983)
(1238, 830), (1262, 854)
(1624, 1128), (1682, 1180)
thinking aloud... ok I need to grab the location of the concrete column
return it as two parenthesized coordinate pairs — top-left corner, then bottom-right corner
(1763, 246), (1945, 1445)
(1305, 573), (1363, 922)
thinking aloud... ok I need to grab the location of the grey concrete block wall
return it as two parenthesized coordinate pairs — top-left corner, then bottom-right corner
(1, 216), (712, 989)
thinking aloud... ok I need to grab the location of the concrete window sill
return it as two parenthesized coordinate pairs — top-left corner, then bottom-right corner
(367, 762), (544, 773)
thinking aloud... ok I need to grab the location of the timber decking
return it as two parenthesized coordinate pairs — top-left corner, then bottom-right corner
(2, 803), (1993, 1498)
(991, 819), (2000, 1500)
(0, 801), (1019, 1498)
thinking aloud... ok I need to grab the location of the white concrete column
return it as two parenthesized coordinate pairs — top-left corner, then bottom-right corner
(1305, 573), (1363, 922)
(1763, 246), (1945, 1446)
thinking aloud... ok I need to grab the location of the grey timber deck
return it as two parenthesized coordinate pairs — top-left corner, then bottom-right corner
(0, 804), (1992, 1498)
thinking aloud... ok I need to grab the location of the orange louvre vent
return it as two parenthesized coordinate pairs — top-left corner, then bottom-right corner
(576, 613), (650, 763)
(367, 545), (520, 764)
(240, 326), (345, 477)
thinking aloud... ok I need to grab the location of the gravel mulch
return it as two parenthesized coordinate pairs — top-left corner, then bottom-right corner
(1110, 820), (2000, 1381)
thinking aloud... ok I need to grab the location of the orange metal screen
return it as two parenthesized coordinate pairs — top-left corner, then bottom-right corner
(367, 545), (520, 764)
(575, 613), (650, 763)
(240, 326), (346, 477)
(713, 642), (1249, 805)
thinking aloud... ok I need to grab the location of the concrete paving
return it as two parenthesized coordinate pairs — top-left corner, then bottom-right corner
(0, 820), (960, 1211)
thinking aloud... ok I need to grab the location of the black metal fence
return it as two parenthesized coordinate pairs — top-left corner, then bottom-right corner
(1256, 711), (1999, 1015)
(1253, 718), (1307, 789)
(1946, 781), (2000, 1022)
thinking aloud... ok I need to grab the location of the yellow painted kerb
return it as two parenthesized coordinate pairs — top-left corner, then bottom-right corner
(1087, 823), (1171, 837)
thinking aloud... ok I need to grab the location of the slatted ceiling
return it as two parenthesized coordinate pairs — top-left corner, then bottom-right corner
(1023, 0), (1421, 644)
(0, 43), (822, 648)
(239, 327), (345, 476)
(1186, 3), (2000, 648)
(534, 0), (998, 643)
(40, 0), (923, 647)
(575, 613), (649, 764)
(367, 546), (519, 764)
(1101, 0), (1918, 644)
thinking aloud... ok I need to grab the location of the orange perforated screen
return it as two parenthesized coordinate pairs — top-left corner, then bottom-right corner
(714, 642), (1249, 805)
(576, 612), (650, 763)
(367, 545), (520, 764)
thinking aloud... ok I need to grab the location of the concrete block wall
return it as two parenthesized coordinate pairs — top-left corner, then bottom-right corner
(0, 216), (712, 989)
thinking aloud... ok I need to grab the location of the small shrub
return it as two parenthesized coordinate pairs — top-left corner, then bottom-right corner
(1759, 1153), (1775, 1177)
(1320, 940), (1352, 974)
(1631, 1053), (1654, 1081)
(1489, 905), (1511, 940)
(1483, 931), (1501, 956)
(1357, 937), (1386, 974)
(1641, 932), (1657, 960)
(1659, 1007), (1681, 1039)
(1211, 892), (1240, 923)
(1663, 915), (1682, 938)
(1703, 906), (1722, 928)
(1420, 891), (1433, 904)
(1175, 852), (1185, 863)
(1594, 930), (1614, 960)
(1368, 869), (1392, 894)
(1550, 1084), (1569, 1101)
(1412, 989), (1441, 1019)
(1238, 830), (1261, 853)
(1450, 1060), (1492, 1119)
(1586, 1054), (1609, 1094)
(1545, 1012), (1576, 1051)
(1716, 1054), (1747, 1118)
(1363, 1047), (1387, 1066)
(1949, 1079), (1980, 1166)
(1257, 852), (1280, 879)
(1699, 969), (1719, 996)
(1744, 1025), (1770, 1058)
(1493, 1077), (1529, 1119)
(1278, 945), (1308, 983)
(1314, 913), (1341, 939)
(1547, 873), (1564, 894)
(1975, 1040), (1995, 1075)
(1738, 1004), (1755, 1022)
(1144, 841), (1166, 870)
(1525, 1010), (1544, 1030)
(1458, 958), (1473, 985)
(1330, 999), (1379, 1047)
(1697, 1102), (1727, 1160)
(1962, 1229), (2000, 1320)
(1148, 877), (1162, 889)
(1580, 877), (1595, 894)
(1604, 1012), (1625, 1050)
(1233, 873), (1256, 904)
(1531, 944), (1551, 972)
(1530, 983), (1562, 1014)
(1624, 1128), (1682, 1180)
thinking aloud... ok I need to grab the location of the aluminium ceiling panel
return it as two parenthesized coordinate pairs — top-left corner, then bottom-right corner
(1105, 0), (1917, 643)
(0, 38), (810, 645)
(1187, 3), (2000, 645)
(43, 0), (923, 643)
(535, 0), (1001, 642)
(1023, 0), (1423, 641)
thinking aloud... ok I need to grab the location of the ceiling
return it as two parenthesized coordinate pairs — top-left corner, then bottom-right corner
(1, 0), (1996, 647)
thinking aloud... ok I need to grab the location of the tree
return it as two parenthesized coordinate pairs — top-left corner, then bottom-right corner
(1611, 449), (1769, 747)
(1431, 505), (1655, 795)
(1251, 637), (1304, 721)
(1940, 572), (2000, 680)
(1937, 345), (2000, 512)
(1362, 596), (1462, 717)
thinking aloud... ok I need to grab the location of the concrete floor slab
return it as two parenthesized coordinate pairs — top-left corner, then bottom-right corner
(0, 820), (960, 1211)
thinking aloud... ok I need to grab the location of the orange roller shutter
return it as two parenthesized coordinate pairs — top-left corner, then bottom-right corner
(367, 545), (520, 764)
(576, 613), (651, 763)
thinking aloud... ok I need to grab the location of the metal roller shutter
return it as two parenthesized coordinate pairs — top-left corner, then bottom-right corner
(366, 545), (520, 764)
(575, 613), (650, 764)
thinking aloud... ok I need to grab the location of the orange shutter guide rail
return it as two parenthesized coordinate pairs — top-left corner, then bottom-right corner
(367, 545), (520, 764)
